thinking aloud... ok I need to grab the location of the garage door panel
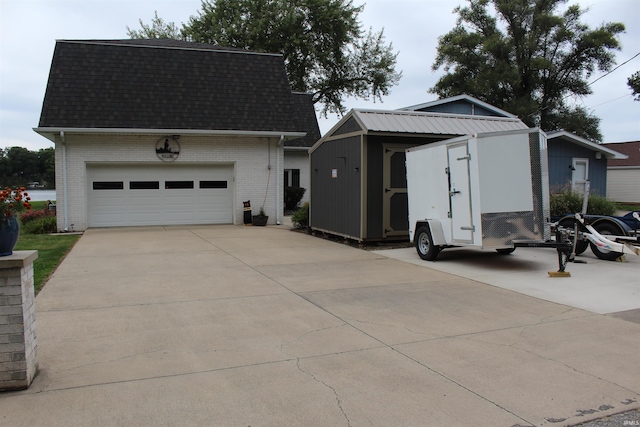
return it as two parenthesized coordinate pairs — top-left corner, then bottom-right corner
(87, 164), (233, 227)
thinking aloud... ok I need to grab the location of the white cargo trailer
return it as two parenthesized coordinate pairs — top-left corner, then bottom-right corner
(406, 128), (552, 260)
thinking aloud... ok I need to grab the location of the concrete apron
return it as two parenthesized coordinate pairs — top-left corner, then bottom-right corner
(0, 225), (638, 426)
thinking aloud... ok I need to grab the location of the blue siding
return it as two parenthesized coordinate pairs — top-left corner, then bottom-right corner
(548, 139), (608, 196)
(416, 100), (502, 117)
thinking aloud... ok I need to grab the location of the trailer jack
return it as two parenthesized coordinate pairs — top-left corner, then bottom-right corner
(512, 232), (574, 277)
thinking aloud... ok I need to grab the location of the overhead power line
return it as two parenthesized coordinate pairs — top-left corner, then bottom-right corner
(588, 52), (640, 86)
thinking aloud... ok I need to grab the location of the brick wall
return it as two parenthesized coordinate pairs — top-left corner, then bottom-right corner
(0, 251), (38, 391)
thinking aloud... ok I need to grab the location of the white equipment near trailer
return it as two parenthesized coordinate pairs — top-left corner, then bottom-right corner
(407, 128), (554, 261)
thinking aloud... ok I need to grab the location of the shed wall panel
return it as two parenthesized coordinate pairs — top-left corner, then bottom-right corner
(310, 136), (361, 238)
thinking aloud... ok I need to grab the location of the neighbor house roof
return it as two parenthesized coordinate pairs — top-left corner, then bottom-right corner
(546, 131), (628, 160)
(36, 39), (307, 139)
(398, 94), (517, 118)
(603, 141), (640, 167)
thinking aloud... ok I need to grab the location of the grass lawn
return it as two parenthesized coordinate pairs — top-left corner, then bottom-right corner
(13, 200), (81, 293)
(15, 233), (81, 293)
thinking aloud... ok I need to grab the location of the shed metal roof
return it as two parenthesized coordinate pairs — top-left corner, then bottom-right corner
(353, 109), (528, 135)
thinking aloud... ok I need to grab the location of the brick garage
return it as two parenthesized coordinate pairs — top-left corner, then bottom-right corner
(35, 39), (319, 231)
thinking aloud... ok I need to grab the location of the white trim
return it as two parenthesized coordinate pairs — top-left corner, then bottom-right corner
(34, 127), (305, 142)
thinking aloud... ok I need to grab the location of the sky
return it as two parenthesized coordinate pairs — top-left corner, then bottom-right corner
(1, 0), (638, 152)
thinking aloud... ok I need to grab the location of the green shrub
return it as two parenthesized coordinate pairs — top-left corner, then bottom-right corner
(291, 202), (309, 229)
(21, 216), (57, 234)
(285, 187), (306, 211)
(550, 187), (617, 217)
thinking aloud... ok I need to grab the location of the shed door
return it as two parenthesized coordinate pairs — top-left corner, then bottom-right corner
(382, 145), (412, 238)
(447, 143), (473, 243)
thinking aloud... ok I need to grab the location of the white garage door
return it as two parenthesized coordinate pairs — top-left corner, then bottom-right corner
(87, 164), (233, 227)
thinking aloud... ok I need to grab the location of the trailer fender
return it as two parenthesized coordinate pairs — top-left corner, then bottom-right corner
(590, 217), (631, 236)
(415, 220), (447, 246)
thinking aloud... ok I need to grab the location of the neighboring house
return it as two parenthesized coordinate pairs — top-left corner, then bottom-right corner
(399, 94), (517, 118)
(404, 95), (627, 197)
(308, 108), (528, 242)
(545, 131), (627, 196)
(35, 39), (319, 231)
(605, 141), (640, 203)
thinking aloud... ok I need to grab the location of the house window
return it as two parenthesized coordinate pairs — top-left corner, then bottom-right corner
(284, 169), (300, 188)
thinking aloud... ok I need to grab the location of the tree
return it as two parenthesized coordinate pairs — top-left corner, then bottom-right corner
(126, 11), (181, 39)
(430, 0), (625, 142)
(629, 71), (640, 101)
(0, 147), (55, 188)
(129, 0), (401, 116)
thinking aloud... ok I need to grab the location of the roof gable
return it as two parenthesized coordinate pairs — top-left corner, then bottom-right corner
(38, 39), (302, 134)
(398, 94), (516, 118)
(546, 131), (627, 160)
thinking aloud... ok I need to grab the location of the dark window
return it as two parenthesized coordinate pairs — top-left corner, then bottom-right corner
(165, 181), (194, 189)
(93, 181), (124, 190)
(284, 169), (300, 188)
(130, 181), (160, 190)
(200, 181), (227, 189)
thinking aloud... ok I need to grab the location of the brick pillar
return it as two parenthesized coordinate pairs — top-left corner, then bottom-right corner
(0, 250), (38, 391)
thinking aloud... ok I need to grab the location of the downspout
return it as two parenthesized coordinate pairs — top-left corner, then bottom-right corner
(276, 135), (285, 225)
(60, 131), (69, 231)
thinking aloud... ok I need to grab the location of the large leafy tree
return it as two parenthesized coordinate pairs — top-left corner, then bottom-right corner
(128, 0), (401, 116)
(430, 0), (625, 141)
(0, 147), (55, 188)
(126, 11), (181, 39)
(629, 71), (640, 101)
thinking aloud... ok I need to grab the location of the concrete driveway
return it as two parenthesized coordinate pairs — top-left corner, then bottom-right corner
(1, 224), (639, 426)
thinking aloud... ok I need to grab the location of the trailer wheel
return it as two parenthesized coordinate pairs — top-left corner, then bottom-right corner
(558, 218), (589, 255)
(415, 226), (440, 261)
(496, 248), (516, 255)
(589, 222), (625, 261)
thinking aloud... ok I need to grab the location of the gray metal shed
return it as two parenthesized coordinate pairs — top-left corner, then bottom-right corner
(309, 109), (528, 242)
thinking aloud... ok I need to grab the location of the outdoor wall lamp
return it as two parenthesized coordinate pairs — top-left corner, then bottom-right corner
(569, 165), (576, 171)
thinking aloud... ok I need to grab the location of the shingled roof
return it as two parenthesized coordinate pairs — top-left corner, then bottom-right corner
(38, 39), (308, 135)
(286, 92), (321, 148)
(604, 141), (640, 167)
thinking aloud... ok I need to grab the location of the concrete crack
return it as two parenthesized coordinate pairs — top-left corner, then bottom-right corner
(295, 357), (351, 427)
